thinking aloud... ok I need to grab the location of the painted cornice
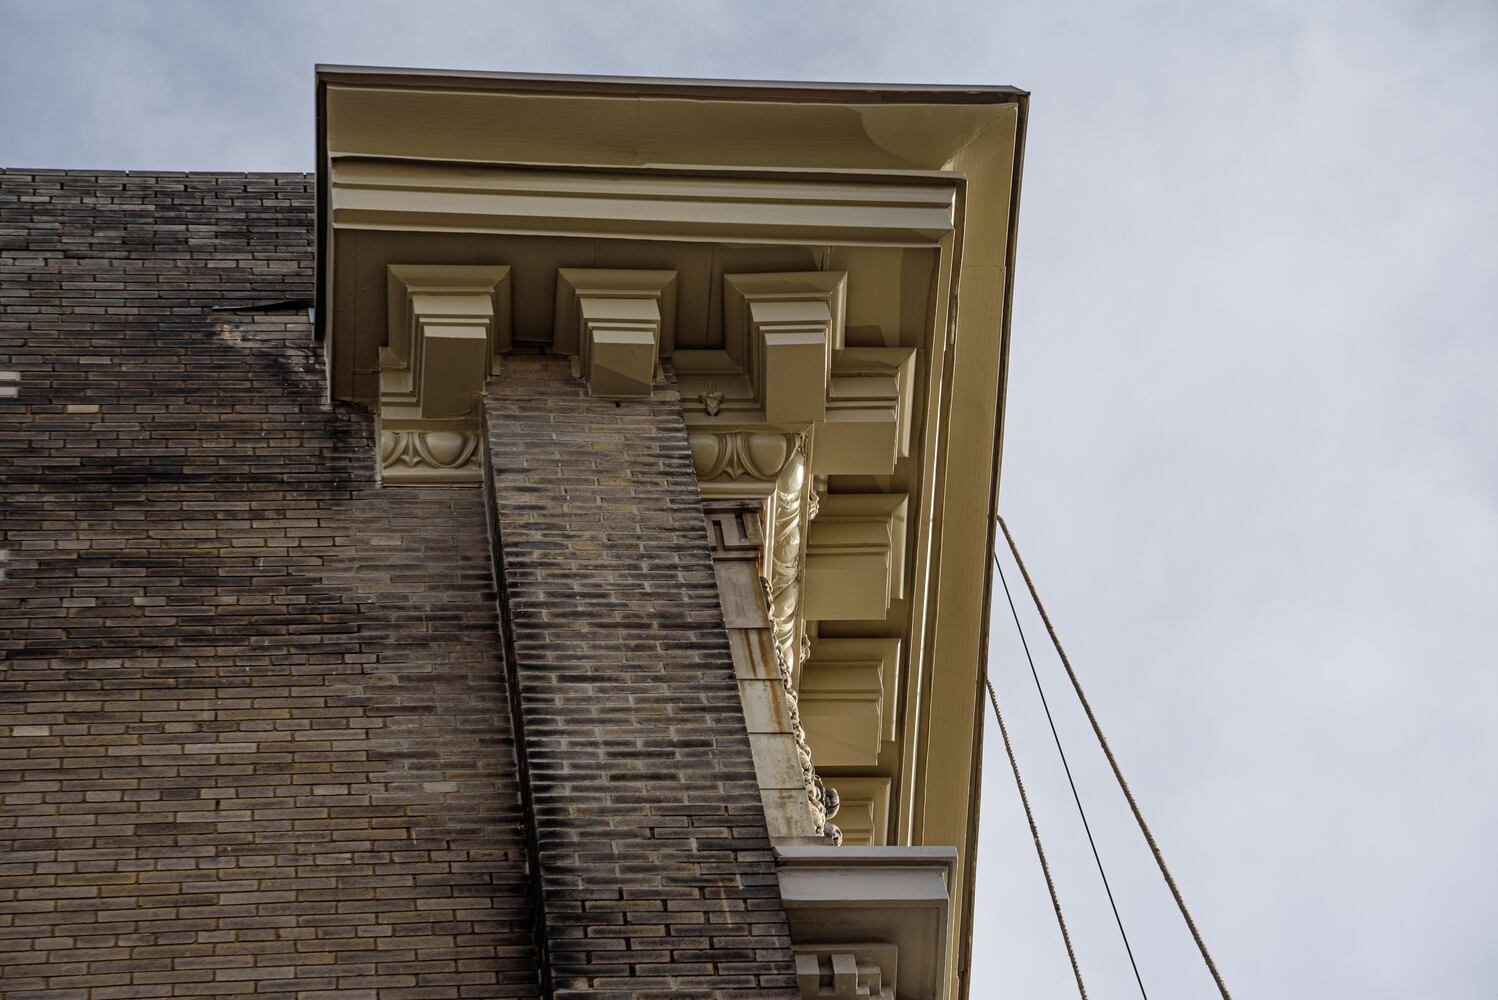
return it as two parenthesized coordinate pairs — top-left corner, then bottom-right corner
(316, 68), (1026, 1000)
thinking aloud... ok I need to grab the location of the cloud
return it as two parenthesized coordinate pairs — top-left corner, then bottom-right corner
(3, 1), (1495, 995)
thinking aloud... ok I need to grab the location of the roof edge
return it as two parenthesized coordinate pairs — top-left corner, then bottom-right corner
(315, 64), (1028, 103)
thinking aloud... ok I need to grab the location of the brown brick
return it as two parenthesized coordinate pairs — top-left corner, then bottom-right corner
(483, 356), (798, 996)
(0, 170), (539, 997)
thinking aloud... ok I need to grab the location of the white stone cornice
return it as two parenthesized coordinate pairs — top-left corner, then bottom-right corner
(321, 78), (1028, 1000)
(553, 268), (677, 397)
(677, 271), (919, 861)
(777, 845), (956, 1000)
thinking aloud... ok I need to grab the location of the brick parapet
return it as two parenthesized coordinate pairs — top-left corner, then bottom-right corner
(482, 355), (799, 998)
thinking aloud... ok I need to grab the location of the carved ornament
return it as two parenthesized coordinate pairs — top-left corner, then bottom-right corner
(379, 429), (482, 484)
(688, 430), (794, 497)
(762, 439), (842, 843)
(676, 274), (920, 851)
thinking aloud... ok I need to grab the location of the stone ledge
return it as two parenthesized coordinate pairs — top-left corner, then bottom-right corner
(777, 845), (957, 1000)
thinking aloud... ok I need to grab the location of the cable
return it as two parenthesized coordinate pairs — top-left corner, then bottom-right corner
(983, 671), (1090, 999)
(998, 516), (1234, 1000)
(994, 541), (1151, 1000)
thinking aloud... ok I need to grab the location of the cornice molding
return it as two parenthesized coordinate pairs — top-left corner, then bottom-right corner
(330, 160), (957, 247)
(670, 274), (918, 855)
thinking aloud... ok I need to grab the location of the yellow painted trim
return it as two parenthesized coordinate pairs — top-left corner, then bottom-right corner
(317, 70), (1027, 1000)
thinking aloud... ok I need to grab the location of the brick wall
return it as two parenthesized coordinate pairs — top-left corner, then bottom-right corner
(483, 356), (798, 999)
(0, 171), (540, 998)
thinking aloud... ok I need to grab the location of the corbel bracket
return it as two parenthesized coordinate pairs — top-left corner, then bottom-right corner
(799, 638), (902, 769)
(803, 493), (909, 621)
(676, 271), (845, 429)
(378, 264), (511, 485)
(817, 346), (918, 475)
(553, 268), (677, 397)
(725, 271), (844, 426)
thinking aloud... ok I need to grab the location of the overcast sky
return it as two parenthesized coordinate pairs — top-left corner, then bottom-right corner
(4, 1), (1495, 996)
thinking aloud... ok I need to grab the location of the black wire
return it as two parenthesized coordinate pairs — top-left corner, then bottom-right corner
(994, 547), (1151, 1000)
(982, 673), (1090, 999)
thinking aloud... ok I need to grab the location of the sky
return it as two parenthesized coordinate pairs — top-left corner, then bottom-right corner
(3, 1), (1495, 996)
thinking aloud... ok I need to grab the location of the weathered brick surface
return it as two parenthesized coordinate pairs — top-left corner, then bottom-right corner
(0, 170), (540, 998)
(483, 356), (799, 999)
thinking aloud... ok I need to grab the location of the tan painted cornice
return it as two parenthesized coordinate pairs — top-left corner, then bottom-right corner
(317, 68), (1027, 1000)
(317, 66), (1023, 177)
(329, 160), (958, 245)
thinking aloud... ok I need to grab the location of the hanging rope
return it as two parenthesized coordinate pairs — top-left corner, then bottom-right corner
(982, 672), (1090, 999)
(997, 515), (1235, 1000)
(994, 543), (1151, 1000)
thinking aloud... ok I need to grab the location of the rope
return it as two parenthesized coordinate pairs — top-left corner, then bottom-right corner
(994, 544), (1151, 1000)
(983, 672), (1090, 999)
(997, 516), (1235, 1000)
